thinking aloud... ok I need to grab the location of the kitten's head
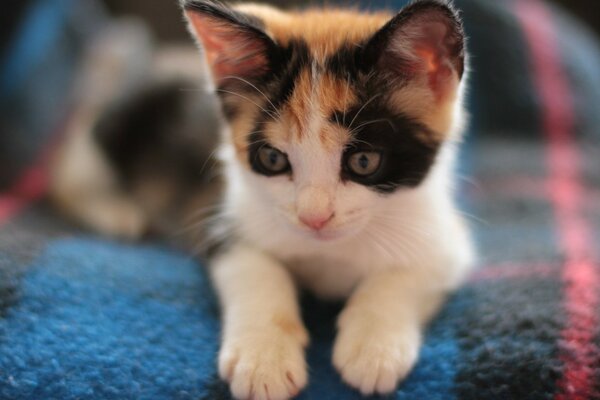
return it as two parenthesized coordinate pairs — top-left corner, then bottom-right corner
(183, 0), (466, 241)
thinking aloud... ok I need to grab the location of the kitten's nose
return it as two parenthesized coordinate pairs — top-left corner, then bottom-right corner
(296, 185), (334, 231)
(299, 213), (334, 231)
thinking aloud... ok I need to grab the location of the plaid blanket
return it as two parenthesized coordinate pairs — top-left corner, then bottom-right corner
(1, 0), (600, 399)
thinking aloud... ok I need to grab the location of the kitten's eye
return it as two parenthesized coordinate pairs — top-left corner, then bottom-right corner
(347, 151), (382, 176)
(256, 146), (290, 175)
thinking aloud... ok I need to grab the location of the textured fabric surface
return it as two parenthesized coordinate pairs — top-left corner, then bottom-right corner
(1, 0), (600, 399)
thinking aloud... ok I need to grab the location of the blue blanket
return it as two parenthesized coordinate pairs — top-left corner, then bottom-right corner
(1, 237), (467, 399)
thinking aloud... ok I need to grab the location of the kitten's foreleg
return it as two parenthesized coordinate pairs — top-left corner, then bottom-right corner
(333, 270), (446, 395)
(211, 245), (309, 400)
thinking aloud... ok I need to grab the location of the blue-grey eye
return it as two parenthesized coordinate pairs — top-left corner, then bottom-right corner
(347, 151), (382, 176)
(257, 146), (290, 174)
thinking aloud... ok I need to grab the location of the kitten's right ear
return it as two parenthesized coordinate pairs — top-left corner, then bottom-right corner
(181, 0), (276, 86)
(363, 0), (465, 99)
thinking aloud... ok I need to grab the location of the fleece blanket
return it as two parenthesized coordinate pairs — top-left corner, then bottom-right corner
(1, 0), (600, 399)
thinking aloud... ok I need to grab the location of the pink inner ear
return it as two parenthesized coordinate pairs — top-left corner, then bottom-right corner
(186, 12), (270, 84)
(414, 37), (454, 95)
(397, 18), (460, 99)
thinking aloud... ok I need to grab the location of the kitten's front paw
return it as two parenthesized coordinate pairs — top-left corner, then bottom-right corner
(333, 314), (420, 395)
(219, 324), (309, 400)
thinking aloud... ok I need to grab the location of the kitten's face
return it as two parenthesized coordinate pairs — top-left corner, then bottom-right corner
(184, 1), (466, 241)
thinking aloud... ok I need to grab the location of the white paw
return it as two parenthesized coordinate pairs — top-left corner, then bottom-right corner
(219, 325), (309, 400)
(333, 314), (420, 395)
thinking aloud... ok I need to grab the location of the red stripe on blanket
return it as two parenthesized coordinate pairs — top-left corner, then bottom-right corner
(0, 110), (73, 226)
(515, 1), (600, 399)
(0, 151), (49, 226)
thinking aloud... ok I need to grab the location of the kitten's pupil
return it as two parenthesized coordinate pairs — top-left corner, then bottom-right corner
(269, 150), (279, 166)
(358, 154), (369, 170)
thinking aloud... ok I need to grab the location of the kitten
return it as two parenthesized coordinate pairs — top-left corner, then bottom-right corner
(51, 0), (475, 399)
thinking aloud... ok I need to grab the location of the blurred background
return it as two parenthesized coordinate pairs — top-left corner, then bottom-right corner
(99, 0), (600, 43)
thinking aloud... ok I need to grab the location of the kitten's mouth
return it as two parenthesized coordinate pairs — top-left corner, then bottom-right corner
(311, 229), (342, 241)
(292, 223), (344, 241)
(300, 221), (362, 242)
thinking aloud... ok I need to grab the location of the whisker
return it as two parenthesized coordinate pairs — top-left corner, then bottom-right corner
(348, 118), (395, 136)
(365, 225), (397, 264)
(456, 174), (482, 190)
(198, 147), (222, 176)
(343, 74), (351, 126)
(455, 210), (489, 226)
(348, 93), (382, 131)
(216, 89), (278, 121)
(370, 222), (424, 267)
(221, 75), (281, 119)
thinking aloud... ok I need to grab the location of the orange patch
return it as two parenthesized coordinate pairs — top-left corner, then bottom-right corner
(272, 314), (309, 346)
(275, 70), (359, 148)
(235, 5), (392, 61)
(284, 68), (314, 140)
(229, 103), (263, 161)
(318, 72), (357, 118)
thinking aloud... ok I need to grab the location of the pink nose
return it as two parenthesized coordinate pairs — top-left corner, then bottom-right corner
(299, 213), (334, 231)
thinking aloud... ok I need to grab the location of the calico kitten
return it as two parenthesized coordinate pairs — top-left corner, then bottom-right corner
(51, 1), (474, 399)
(180, 1), (474, 397)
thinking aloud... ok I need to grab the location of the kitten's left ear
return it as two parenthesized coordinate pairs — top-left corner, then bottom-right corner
(181, 0), (277, 86)
(364, 0), (465, 96)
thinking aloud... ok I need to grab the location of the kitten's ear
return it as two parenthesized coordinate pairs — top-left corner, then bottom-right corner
(182, 0), (276, 86)
(365, 1), (465, 94)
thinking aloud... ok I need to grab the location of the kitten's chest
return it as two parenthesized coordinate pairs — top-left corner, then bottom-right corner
(285, 255), (366, 299)
(246, 223), (403, 299)
(274, 242), (387, 300)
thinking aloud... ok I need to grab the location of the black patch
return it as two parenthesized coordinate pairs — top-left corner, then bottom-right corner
(94, 80), (221, 187)
(198, 373), (232, 400)
(333, 105), (440, 193)
(325, 41), (365, 83)
(266, 39), (311, 112)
